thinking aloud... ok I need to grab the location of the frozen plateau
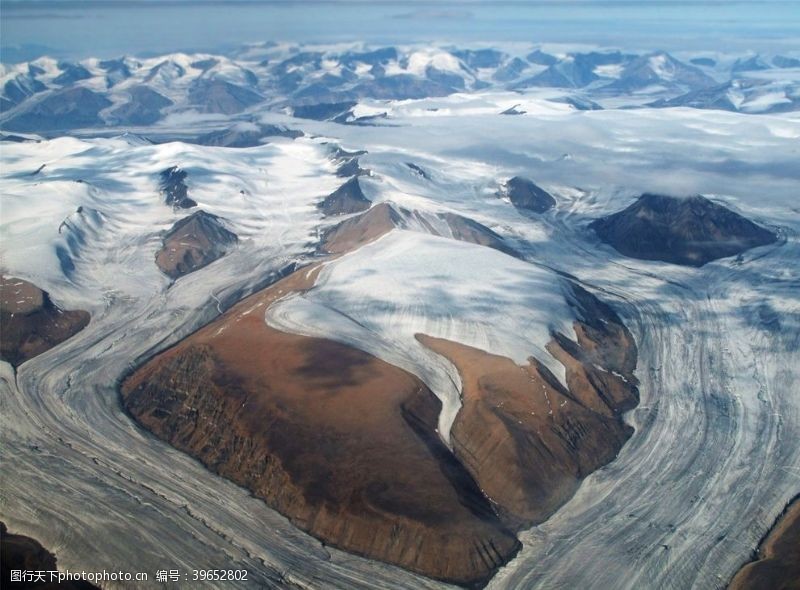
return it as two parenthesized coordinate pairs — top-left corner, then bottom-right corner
(1, 42), (799, 590)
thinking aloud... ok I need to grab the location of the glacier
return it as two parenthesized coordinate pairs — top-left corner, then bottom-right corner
(1, 92), (798, 590)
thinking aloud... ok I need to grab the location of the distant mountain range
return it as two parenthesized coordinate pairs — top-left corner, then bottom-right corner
(2, 44), (799, 134)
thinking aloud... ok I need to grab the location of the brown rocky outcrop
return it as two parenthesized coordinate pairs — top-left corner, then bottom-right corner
(589, 193), (777, 266)
(155, 210), (238, 279)
(728, 496), (800, 590)
(121, 267), (519, 587)
(441, 212), (518, 257)
(418, 283), (638, 528)
(122, 231), (639, 586)
(320, 203), (515, 257)
(501, 177), (556, 214)
(0, 276), (90, 367)
(317, 177), (371, 216)
(320, 202), (401, 254)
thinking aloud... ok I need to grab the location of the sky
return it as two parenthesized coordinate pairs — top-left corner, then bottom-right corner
(2, 1), (800, 61)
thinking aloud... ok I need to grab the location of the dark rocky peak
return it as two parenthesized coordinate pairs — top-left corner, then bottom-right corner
(552, 95), (603, 110)
(273, 51), (324, 76)
(492, 57), (529, 82)
(349, 75), (457, 101)
(335, 157), (365, 177)
(317, 177), (371, 216)
(2, 87), (111, 133)
(589, 193), (778, 266)
(526, 49), (558, 66)
(159, 166), (197, 210)
(98, 57), (134, 86)
(514, 56), (600, 89)
(328, 146), (367, 177)
(732, 55), (771, 73)
(292, 101), (357, 121)
(578, 50), (630, 66)
(107, 85), (173, 126)
(191, 58), (219, 71)
(452, 48), (505, 69)
(187, 79), (263, 114)
(340, 47), (399, 68)
(320, 202), (403, 254)
(648, 82), (738, 112)
(2, 72), (46, 107)
(772, 55), (800, 68)
(500, 104), (526, 115)
(425, 66), (467, 90)
(440, 212), (518, 257)
(605, 52), (716, 92)
(155, 210), (238, 279)
(193, 123), (302, 148)
(0, 276), (90, 367)
(1, 522), (100, 589)
(0, 132), (40, 143)
(53, 62), (93, 85)
(145, 59), (186, 82)
(501, 176), (556, 213)
(405, 162), (430, 180)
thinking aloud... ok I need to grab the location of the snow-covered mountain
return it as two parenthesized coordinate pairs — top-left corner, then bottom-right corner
(2, 44), (799, 135)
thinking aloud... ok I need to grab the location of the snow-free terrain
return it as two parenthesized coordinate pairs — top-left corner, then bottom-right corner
(1, 68), (799, 590)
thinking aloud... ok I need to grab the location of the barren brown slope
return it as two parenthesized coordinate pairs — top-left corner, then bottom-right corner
(320, 203), (516, 256)
(728, 496), (800, 590)
(418, 284), (639, 527)
(155, 210), (238, 279)
(441, 212), (518, 257)
(121, 265), (519, 587)
(0, 276), (90, 367)
(320, 202), (401, 254)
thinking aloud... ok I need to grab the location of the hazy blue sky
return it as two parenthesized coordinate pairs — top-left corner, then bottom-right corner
(3, 1), (800, 61)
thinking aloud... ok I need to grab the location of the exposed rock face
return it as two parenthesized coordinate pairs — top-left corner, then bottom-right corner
(155, 211), (238, 279)
(500, 105), (525, 115)
(320, 202), (515, 257)
(3, 87), (112, 133)
(728, 496), (800, 590)
(187, 80), (263, 115)
(292, 101), (357, 121)
(1, 522), (99, 589)
(193, 124), (302, 148)
(330, 146), (367, 177)
(0, 276), (90, 367)
(604, 52), (716, 93)
(441, 213), (518, 257)
(317, 177), (371, 216)
(589, 193), (777, 266)
(406, 162), (430, 180)
(159, 166), (197, 210)
(320, 202), (400, 254)
(502, 177), (556, 213)
(121, 268), (519, 587)
(53, 62), (93, 86)
(107, 86), (173, 126)
(418, 283), (638, 528)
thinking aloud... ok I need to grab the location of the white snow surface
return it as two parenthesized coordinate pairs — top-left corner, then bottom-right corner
(267, 229), (575, 440)
(1, 103), (799, 590)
